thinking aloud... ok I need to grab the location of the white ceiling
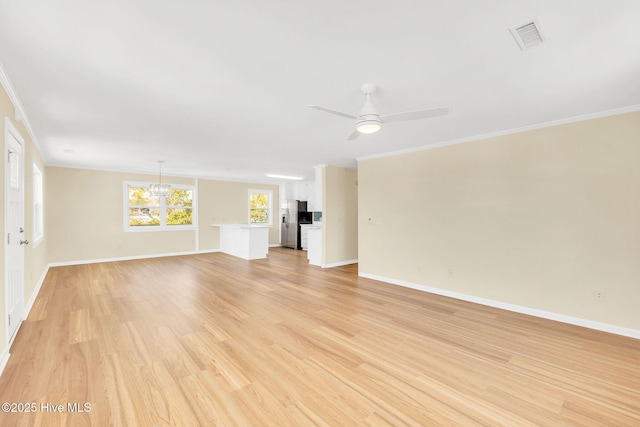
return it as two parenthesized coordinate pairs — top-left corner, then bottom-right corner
(1, 1), (639, 182)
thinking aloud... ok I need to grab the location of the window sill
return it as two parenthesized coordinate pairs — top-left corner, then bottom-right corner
(32, 235), (44, 248)
(124, 226), (198, 233)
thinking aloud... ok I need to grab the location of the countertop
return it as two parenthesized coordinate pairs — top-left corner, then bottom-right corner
(301, 224), (322, 229)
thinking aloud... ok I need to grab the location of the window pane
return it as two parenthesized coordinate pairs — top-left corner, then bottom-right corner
(125, 181), (197, 231)
(250, 193), (268, 209)
(33, 163), (44, 239)
(167, 189), (193, 207)
(129, 208), (161, 226)
(129, 186), (160, 206)
(166, 208), (193, 225)
(250, 208), (268, 224)
(34, 204), (43, 234)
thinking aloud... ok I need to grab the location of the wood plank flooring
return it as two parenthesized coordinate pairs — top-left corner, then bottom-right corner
(0, 248), (639, 426)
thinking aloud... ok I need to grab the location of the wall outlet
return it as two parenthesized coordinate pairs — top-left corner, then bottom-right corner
(594, 291), (606, 302)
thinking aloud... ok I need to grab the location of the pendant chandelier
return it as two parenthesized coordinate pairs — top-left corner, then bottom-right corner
(149, 161), (171, 197)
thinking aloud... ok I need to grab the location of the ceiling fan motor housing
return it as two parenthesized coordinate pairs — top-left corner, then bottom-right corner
(356, 90), (382, 134)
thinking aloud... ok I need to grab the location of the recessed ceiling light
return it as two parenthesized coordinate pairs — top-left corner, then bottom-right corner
(266, 174), (304, 180)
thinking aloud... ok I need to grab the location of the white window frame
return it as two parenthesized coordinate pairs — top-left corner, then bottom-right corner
(32, 161), (44, 246)
(124, 181), (198, 232)
(248, 189), (273, 226)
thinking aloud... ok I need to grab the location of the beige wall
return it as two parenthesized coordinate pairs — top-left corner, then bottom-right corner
(0, 85), (48, 348)
(323, 166), (358, 266)
(358, 111), (640, 330)
(46, 169), (280, 262)
(198, 179), (279, 251)
(46, 168), (197, 263)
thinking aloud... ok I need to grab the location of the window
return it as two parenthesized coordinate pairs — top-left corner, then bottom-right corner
(32, 162), (44, 245)
(249, 189), (272, 225)
(124, 181), (197, 231)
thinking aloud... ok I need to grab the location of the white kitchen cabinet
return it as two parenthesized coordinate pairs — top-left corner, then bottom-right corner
(306, 183), (315, 211)
(300, 224), (312, 250)
(307, 226), (322, 266)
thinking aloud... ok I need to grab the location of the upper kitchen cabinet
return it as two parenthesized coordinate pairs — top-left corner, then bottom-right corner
(280, 167), (324, 212)
(283, 180), (317, 211)
(305, 182), (316, 211)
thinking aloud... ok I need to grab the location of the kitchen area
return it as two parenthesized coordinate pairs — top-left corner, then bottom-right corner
(279, 168), (324, 266)
(275, 164), (358, 269)
(203, 165), (355, 267)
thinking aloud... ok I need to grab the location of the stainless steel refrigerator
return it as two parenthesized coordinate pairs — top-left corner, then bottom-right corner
(281, 200), (309, 249)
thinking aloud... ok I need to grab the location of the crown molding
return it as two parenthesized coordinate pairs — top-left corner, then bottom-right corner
(357, 104), (640, 163)
(0, 60), (46, 162)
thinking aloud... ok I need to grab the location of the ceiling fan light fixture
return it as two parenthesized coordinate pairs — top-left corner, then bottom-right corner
(357, 123), (381, 134)
(309, 83), (449, 140)
(356, 118), (381, 134)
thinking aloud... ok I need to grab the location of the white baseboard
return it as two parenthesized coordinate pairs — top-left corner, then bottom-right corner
(24, 264), (51, 319)
(48, 249), (220, 268)
(323, 259), (358, 268)
(358, 272), (640, 340)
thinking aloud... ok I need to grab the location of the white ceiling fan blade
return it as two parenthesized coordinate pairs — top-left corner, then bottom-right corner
(347, 130), (361, 140)
(309, 105), (358, 120)
(380, 106), (449, 123)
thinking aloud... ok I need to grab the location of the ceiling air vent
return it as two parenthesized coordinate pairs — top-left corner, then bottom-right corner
(510, 17), (546, 50)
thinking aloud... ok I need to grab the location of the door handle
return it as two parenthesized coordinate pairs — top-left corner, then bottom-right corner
(20, 240), (29, 245)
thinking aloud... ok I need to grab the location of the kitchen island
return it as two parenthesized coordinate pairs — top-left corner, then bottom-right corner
(211, 224), (270, 260)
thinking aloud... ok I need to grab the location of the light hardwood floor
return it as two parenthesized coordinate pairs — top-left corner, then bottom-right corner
(0, 248), (639, 426)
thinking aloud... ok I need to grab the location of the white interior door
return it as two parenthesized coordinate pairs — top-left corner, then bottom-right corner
(4, 118), (25, 344)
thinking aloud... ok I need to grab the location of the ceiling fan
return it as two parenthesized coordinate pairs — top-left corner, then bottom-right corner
(309, 83), (449, 140)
